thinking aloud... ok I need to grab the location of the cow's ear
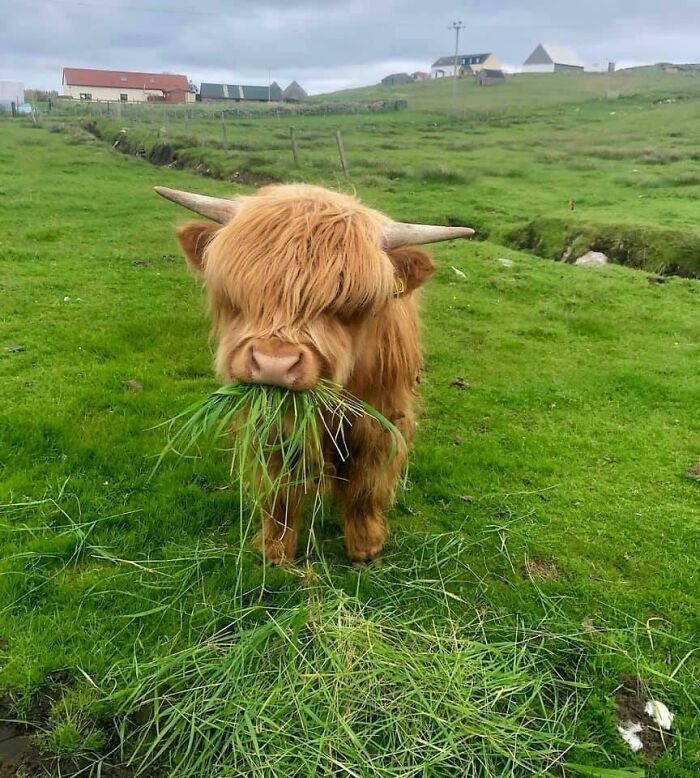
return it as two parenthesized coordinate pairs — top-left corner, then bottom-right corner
(386, 246), (435, 296)
(176, 221), (220, 273)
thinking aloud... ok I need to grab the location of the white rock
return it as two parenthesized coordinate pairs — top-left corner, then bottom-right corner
(617, 721), (644, 752)
(645, 700), (674, 730)
(497, 258), (514, 267)
(575, 251), (609, 267)
(451, 266), (466, 279)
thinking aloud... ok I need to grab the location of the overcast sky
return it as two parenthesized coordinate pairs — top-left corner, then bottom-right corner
(1, 0), (698, 95)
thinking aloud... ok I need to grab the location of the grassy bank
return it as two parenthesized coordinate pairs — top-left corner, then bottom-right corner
(0, 110), (698, 776)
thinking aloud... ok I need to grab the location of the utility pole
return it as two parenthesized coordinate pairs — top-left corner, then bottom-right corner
(449, 20), (465, 112)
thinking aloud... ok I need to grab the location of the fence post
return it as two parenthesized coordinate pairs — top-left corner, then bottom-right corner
(221, 111), (228, 150)
(335, 129), (349, 180)
(289, 126), (299, 168)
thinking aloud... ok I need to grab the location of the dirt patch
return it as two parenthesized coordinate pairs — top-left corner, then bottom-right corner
(522, 556), (562, 581)
(614, 674), (672, 761)
(0, 747), (47, 778)
(0, 750), (133, 778)
(226, 168), (281, 186)
(122, 379), (143, 393)
(687, 461), (700, 477)
(0, 672), (134, 777)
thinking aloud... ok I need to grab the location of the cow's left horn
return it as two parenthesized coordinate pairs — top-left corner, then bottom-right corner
(382, 222), (474, 249)
(154, 186), (240, 223)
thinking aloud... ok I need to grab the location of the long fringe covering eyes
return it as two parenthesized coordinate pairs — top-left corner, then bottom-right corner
(203, 185), (396, 325)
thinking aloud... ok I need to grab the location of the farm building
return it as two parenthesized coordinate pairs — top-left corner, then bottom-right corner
(476, 69), (505, 86)
(522, 44), (584, 73)
(0, 81), (24, 110)
(381, 73), (414, 86)
(411, 71), (430, 81)
(431, 53), (501, 78)
(62, 68), (193, 103)
(199, 82), (284, 102)
(282, 81), (308, 102)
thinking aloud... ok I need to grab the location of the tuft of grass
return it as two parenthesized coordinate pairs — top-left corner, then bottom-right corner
(155, 380), (404, 513)
(36, 715), (105, 760)
(420, 165), (470, 184)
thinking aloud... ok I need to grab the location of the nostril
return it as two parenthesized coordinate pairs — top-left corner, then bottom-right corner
(249, 349), (261, 376)
(285, 352), (302, 375)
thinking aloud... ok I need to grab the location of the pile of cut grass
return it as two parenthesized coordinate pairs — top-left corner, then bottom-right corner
(100, 580), (585, 778)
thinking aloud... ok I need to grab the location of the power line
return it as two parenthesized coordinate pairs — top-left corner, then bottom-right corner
(26, 0), (224, 17)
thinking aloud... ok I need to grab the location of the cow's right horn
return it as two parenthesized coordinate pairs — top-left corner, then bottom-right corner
(154, 186), (241, 224)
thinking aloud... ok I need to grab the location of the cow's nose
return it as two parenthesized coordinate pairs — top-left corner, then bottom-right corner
(248, 346), (303, 389)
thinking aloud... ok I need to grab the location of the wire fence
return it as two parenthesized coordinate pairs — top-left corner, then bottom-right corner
(21, 97), (408, 124)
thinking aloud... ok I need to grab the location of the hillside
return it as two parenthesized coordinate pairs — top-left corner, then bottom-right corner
(315, 68), (700, 113)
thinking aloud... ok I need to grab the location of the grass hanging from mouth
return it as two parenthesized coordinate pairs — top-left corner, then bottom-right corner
(152, 380), (405, 507)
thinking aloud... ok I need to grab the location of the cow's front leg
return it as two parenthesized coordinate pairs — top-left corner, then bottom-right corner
(342, 493), (389, 564)
(253, 490), (303, 565)
(338, 418), (408, 564)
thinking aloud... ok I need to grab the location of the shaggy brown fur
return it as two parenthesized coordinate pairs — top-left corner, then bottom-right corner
(176, 184), (434, 564)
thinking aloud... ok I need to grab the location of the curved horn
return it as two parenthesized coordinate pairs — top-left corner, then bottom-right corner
(154, 186), (240, 224)
(382, 222), (474, 249)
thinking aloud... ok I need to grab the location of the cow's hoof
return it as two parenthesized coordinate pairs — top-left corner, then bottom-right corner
(347, 542), (385, 566)
(252, 530), (292, 566)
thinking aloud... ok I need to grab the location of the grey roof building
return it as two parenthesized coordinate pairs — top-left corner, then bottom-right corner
(283, 81), (308, 102)
(431, 53), (502, 77)
(381, 72), (414, 86)
(432, 53), (490, 68)
(522, 44), (584, 73)
(476, 68), (505, 86)
(200, 81), (284, 101)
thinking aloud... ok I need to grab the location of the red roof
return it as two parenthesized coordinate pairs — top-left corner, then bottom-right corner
(62, 68), (189, 92)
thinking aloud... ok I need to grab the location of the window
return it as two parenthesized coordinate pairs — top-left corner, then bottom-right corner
(120, 93), (128, 102)
(79, 92), (92, 100)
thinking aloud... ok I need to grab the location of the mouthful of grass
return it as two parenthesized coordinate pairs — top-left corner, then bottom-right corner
(155, 380), (405, 509)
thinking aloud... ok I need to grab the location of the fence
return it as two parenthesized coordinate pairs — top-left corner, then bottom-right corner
(44, 98), (408, 123)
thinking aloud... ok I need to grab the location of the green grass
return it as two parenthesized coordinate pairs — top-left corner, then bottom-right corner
(42, 68), (700, 276)
(0, 81), (699, 777)
(101, 577), (583, 777)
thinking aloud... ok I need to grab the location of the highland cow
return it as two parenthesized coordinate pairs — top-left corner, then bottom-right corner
(156, 184), (472, 564)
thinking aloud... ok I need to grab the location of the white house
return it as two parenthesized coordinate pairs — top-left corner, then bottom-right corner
(431, 53), (501, 78)
(522, 44), (584, 73)
(0, 81), (24, 110)
(62, 68), (194, 103)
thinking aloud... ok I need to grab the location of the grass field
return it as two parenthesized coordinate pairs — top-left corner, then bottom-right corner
(45, 69), (700, 277)
(1, 70), (699, 776)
